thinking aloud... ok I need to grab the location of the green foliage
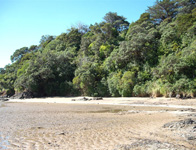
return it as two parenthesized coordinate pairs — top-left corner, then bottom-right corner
(133, 83), (149, 97)
(17, 63), (29, 77)
(11, 47), (29, 63)
(147, 0), (178, 24)
(0, 64), (17, 96)
(14, 52), (76, 96)
(107, 71), (122, 97)
(176, 0), (196, 14)
(103, 12), (129, 31)
(99, 44), (111, 59)
(176, 8), (196, 34)
(1, 5), (196, 98)
(120, 71), (135, 97)
(73, 61), (108, 96)
(107, 71), (136, 97)
(39, 35), (55, 48)
(135, 13), (151, 24)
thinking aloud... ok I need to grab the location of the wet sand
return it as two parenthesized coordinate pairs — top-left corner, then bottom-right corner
(1, 97), (196, 149)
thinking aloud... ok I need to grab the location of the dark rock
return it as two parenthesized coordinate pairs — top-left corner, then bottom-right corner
(83, 97), (88, 100)
(187, 136), (196, 140)
(114, 139), (187, 150)
(78, 97), (89, 101)
(10, 92), (33, 99)
(72, 97), (90, 101)
(184, 118), (195, 125)
(93, 97), (103, 100)
(163, 118), (196, 129)
(0, 98), (9, 101)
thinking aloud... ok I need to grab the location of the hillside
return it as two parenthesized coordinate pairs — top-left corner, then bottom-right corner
(0, 0), (196, 98)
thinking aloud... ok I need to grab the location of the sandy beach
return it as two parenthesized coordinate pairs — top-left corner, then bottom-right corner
(1, 97), (196, 150)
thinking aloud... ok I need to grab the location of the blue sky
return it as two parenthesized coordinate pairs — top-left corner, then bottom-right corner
(0, 0), (155, 68)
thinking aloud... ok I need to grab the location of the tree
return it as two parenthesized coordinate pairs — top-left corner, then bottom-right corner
(71, 22), (90, 35)
(73, 60), (108, 96)
(176, 0), (196, 14)
(103, 12), (129, 31)
(0, 68), (5, 74)
(56, 28), (82, 51)
(14, 52), (75, 96)
(2, 4), (196, 98)
(147, 0), (178, 24)
(11, 47), (29, 63)
(176, 8), (196, 34)
(120, 71), (135, 97)
(39, 35), (55, 48)
(119, 21), (159, 66)
(135, 13), (151, 24)
(107, 71), (122, 97)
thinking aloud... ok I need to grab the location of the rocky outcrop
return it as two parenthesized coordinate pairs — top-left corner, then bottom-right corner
(10, 92), (33, 99)
(71, 97), (103, 101)
(163, 118), (196, 129)
(163, 118), (196, 145)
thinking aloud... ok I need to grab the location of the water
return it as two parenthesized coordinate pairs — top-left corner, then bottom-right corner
(0, 102), (6, 108)
(0, 133), (10, 149)
(0, 103), (10, 149)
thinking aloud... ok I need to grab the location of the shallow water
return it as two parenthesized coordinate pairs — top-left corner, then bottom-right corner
(118, 103), (194, 109)
(0, 102), (6, 108)
(88, 108), (124, 113)
(0, 132), (10, 149)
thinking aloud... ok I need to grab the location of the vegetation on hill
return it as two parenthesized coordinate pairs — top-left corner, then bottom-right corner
(1, 0), (196, 98)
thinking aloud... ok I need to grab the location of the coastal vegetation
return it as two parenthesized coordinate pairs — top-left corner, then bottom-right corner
(0, 0), (196, 98)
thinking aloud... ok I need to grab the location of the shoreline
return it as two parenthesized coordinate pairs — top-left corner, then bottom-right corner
(8, 96), (196, 109)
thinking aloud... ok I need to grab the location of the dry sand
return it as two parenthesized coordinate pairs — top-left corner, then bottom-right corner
(0, 97), (196, 150)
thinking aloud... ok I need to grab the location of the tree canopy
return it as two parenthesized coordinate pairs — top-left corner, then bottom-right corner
(1, 1), (196, 98)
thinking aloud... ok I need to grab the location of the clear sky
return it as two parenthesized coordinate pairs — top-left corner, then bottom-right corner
(0, 0), (155, 68)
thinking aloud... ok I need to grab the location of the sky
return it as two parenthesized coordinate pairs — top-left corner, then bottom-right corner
(0, 0), (155, 68)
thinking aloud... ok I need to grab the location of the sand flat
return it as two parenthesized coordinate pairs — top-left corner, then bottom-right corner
(1, 97), (196, 149)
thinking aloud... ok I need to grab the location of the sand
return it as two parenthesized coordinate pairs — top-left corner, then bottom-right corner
(1, 97), (196, 150)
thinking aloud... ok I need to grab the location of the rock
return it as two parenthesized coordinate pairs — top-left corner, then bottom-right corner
(78, 97), (89, 101)
(58, 132), (65, 135)
(187, 136), (196, 140)
(176, 94), (181, 99)
(0, 98), (9, 101)
(163, 118), (196, 129)
(184, 118), (195, 125)
(93, 97), (103, 100)
(83, 97), (88, 101)
(10, 92), (33, 99)
(114, 139), (187, 150)
(187, 113), (196, 118)
(72, 97), (90, 101)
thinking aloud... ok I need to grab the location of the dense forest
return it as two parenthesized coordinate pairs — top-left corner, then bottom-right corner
(0, 0), (196, 98)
